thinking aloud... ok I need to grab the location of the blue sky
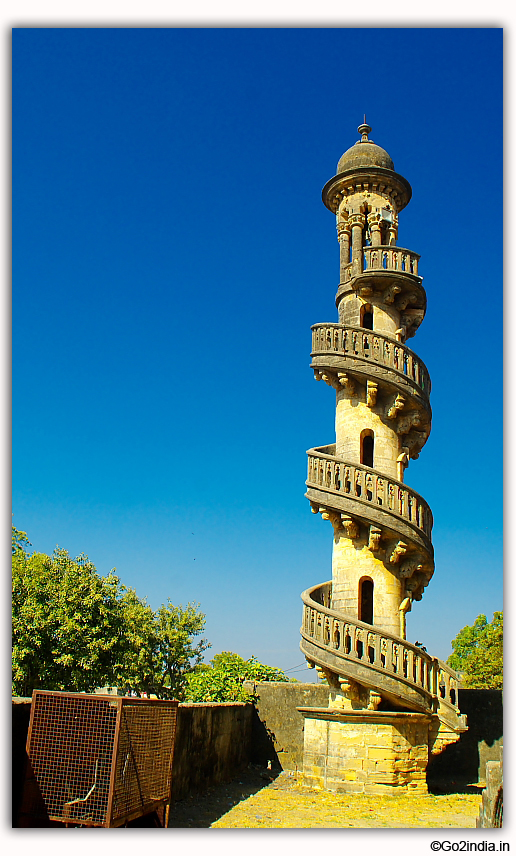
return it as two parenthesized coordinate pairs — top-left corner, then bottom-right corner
(13, 27), (502, 677)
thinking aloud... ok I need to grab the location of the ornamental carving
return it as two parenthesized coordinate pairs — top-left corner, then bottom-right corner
(320, 371), (340, 390)
(383, 284), (402, 304)
(337, 372), (355, 394)
(386, 394), (406, 418)
(395, 293), (418, 310)
(368, 525), (382, 551)
(388, 540), (408, 564)
(399, 557), (424, 579)
(366, 381), (378, 407)
(396, 411), (422, 434)
(341, 514), (360, 540)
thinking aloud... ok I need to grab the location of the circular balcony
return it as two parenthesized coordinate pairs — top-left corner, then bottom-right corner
(336, 247), (427, 338)
(311, 323), (431, 411)
(306, 445), (433, 560)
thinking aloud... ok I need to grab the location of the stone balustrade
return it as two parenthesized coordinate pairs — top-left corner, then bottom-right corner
(340, 246), (420, 283)
(301, 582), (462, 719)
(307, 446), (433, 539)
(436, 660), (462, 719)
(363, 246), (420, 276)
(311, 323), (431, 397)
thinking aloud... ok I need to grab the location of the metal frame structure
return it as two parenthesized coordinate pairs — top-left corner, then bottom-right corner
(22, 690), (178, 827)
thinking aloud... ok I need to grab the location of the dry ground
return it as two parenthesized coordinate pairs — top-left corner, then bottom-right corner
(167, 766), (482, 829)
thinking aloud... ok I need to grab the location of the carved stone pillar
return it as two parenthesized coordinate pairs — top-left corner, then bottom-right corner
(349, 213), (365, 276)
(368, 212), (382, 247)
(337, 222), (351, 280)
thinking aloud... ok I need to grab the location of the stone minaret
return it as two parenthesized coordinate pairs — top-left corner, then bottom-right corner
(310, 121), (432, 641)
(299, 123), (466, 794)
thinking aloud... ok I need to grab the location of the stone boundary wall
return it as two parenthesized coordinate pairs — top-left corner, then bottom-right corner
(12, 697), (254, 823)
(171, 702), (253, 801)
(243, 681), (331, 771)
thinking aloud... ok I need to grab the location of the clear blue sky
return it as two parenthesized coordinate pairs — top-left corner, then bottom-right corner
(13, 27), (502, 677)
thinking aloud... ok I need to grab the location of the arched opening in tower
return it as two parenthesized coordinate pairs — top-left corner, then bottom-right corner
(360, 303), (374, 330)
(359, 577), (374, 625)
(361, 430), (374, 468)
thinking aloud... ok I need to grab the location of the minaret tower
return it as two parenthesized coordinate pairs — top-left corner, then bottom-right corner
(299, 123), (466, 795)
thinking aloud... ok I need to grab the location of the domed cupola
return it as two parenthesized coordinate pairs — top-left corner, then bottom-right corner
(322, 120), (412, 215)
(337, 122), (395, 174)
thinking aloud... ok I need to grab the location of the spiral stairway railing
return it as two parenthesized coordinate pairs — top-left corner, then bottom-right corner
(301, 322), (466, 734)
(300, 582), (466, 733)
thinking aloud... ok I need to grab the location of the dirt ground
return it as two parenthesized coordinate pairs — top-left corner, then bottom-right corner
(166, 766), (482, 829)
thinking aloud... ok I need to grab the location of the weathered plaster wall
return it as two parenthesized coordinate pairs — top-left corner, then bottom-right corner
(243, 681), (331, 771)
(171, 702), (253, 800)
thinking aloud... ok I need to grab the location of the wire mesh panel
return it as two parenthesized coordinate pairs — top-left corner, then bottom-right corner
(111, 701), (178, 825)
(24, 691), (178, 827)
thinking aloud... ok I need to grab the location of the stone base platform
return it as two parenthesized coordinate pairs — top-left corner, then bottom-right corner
(298, 707), (433, 795)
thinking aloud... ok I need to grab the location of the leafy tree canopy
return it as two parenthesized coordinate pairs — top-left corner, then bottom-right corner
(185, 651), (290, 703)
(12, 527), (210, 699)
(447, 612), (503, 689)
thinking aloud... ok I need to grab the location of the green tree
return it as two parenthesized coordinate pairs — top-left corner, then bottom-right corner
(12, 527), (210, 699)
(114, 587), (161, 696)
(12, 542), (124, 696)
(185, 651), (290, 702)
(447, 612), (503, 689)
(155, 601), (210, 700)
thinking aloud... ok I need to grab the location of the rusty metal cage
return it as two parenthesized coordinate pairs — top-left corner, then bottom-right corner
(22, 690), (178, 827)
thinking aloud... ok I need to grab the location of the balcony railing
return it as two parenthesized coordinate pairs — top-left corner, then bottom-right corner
(363, 246), (420, 275)
(311, 324), (431, 397)
(301, 582), (462, 722)
(340, 246), (420, 283)
(307, 447), (433, 540)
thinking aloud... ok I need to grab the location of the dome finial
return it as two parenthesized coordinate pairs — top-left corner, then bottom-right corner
(357, 117), (372, 142)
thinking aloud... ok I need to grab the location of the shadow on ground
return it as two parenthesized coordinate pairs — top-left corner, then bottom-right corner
(166, 765), (279, 828)
(427, 781), (484, 796)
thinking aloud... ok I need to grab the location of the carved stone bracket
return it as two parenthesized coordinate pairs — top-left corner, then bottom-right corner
(321, 372), (340, 390)
(395, 292), (418, 311)
(338, 677), (362, 702)
(368, 525), (382, 552)
(367, 690), (382, 710)
(341, 514), (360, 540)
(338, 372), (355, 394)
(399, 556), (424, 579)
(396, 410), (422, 435)
(319, 507), (343, 534)
(401, 310), (424, 336)
(366, 381), (378, 407)
(386, 393), (406, 419)
(388, 540), (408, 564)
(315, 664), (339, 687)
(383, 284), (402, 304)
(357, 284), (374, 297)
(404, 429), (427, 456)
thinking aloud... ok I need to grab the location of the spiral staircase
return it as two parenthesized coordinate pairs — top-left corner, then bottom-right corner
(299, 124), (466, 767)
